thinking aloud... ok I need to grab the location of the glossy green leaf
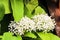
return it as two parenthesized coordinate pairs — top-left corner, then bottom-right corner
(24, 32), (37, 38)
(0, 0), (10, 14)
(17, 35), (22, 40)
(11, 36), (17, 40)
(2, 32), (12, 40)
(2, 32), (13, 40)
(48, 33), (60, 40)
(2, 32), (22, 40)
(24, 6), (32, 18)
(37, 32), (60, 40)
(37, 32), (50, 40)
(25, 0), (38, 12)
(12, 36), (22, 40)
(10, 0), (24, 22)
(24, 0), (38, 18)
(35, 6), (46, 15)
(0, 4), (5, 21)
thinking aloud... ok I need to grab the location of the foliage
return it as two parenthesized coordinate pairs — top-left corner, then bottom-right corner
(0, 32), (22, 40)
(0, 0), (60, 40)
(0, 4), (5, 21)
(37, 32), (60, 40)
(24, 32), (37, 38)
(0, 32), (60, 40)
(10, 0), (24, 22)
(24, 0), (38, 18)
(34, 6), (46, 15)
(0, 0), (10, 14)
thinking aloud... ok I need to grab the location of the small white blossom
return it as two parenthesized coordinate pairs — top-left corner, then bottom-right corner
(8, 21), (24, 35)
(32, 14), (55, 32)
(18, 16), (36, 32)
(8, 16), (36, 35)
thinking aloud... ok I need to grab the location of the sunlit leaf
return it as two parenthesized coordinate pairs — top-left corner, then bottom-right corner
(24, 32), (37, 38)
(2, 32), (13, 40)
(2, 32), (22, 40)
(10, 0), (24, 22)
(25, 0), (38, 12)
(17, 35), (22, 40)
(37, 32), (60, 40)
(12, 36), (22, 40)
(24, 0), (38, 18)
(35, 6), (46, 15)
(37, 32), (50, 40)
(48, 33), (60, 40)
(11, 36), (17, 40)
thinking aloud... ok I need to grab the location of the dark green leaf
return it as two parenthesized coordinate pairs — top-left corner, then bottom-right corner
(24, 6), (32, 18)
(0, 4), (5, 21)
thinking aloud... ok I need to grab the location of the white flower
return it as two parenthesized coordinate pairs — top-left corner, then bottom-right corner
(32, 14), (55, 32)
(8, 16), (36, 35)
(8, 21), (24, 35)
(18, 16), (36, 32)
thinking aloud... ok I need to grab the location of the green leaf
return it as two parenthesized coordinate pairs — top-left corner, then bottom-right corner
(24, 0), (38, 18)
(16, 35), (22, 40)
(2, 32), (22, 40)
(24, 6), (32, 18)
(2, 32), (13, 40)
(11, 36), (17, 40)
(35, 6), (46, 15)
(12, 36), (22, 40)
(2, 32), (12, 40)
(0, 0), (10, 14)
(37, 32), (51, 40)
(48, 33), (60, 40)
(36, 38), (42, 40)
(0, 36), (3, 38)
(10, 0), (24, 22)
(0, 4), (5, 21)
(25, 0), (38, 12)
(37, 32), (60, 40)
(24, 32), (37, 38)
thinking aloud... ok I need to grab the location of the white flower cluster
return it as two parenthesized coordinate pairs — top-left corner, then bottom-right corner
(8, 14), (56, 35)
(8, 21), (24, 35)
(18, 16), (36, 32)
(8, 16), (36, 35)
(32, 14), (56, 32)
